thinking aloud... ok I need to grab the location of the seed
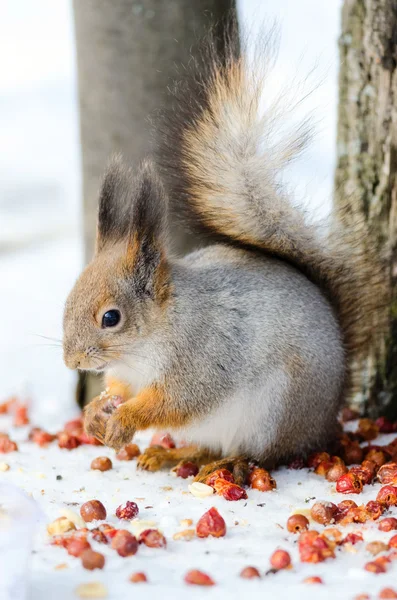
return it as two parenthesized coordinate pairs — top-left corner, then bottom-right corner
(129, 572), (147, 583)
(287, 514), (309, 534)
(115, 501), (139, 520)
(111, 530), (138, 557)
(59, 508), (86, 529)
(188, 482), (214, 498)
(196, 507), (226, 538)
(184, 570), (215, 586)
(240, 566), (261, 579)
(91, 457), (112, 471)
(80, 500), (107, 523)
(81, 549), (105, 570)
(173, 529), (195, 541)
(270, 549), (291, 570)
(75, 582), (108, 598)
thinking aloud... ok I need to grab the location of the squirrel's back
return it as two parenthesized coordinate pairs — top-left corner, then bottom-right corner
(156, 20), (387, 404)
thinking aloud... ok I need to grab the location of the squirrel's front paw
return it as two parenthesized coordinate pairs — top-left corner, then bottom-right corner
(84, 392), (124, 444)
(104, 404), (136, 451)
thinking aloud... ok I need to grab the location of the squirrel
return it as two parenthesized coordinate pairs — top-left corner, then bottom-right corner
(63, 25), (386, 481)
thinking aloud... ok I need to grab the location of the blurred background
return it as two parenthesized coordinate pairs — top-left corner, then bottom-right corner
(0, 0), (342, 422)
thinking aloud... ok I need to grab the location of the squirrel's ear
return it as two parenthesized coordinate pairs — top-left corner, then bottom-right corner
(96, 156), (167, 253)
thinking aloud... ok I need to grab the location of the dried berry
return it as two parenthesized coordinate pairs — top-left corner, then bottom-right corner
(80, 500), (107, 523)
(298, 530), (335, 563)
(377, 485), (397, 507)
(81, 549), (105, 570)
(111, 530), (139, 557)
(378, 463), (397, 485)
(139, 529), (167, 548)
(379, 589), (397, 599)
(13, 403), (29, 427)
(66, 537), (91, 557)
(335, 499), (358, 520)
(129, 572), (147, 583)
(248, 468), (277, 491)
(115, 501), (139, 520)
(213, 478), (247, 501)
(29, 427), (55, 447)
(196, 507), (226, 538)
(240, 566), (261, 579)
(97, 523), (118, 542)
(341, 532), (363, 545)
(310, 502), (338, 525)
(287, 514), (309, 534)
(376, 417), (395, 433)
(116, 443), (141, 460)
(365, 500), (384, 520)
(342, 442), (363, 465)
(184, 570), (215, 586)
(326, 460), (348, 482)
(0, 435), (18, 453)
(91, 456), (112, 471)
(379, 517), (397, 532)
(364, 448), (387, 468)
(205, 469), (234, 487)
(389, 534), (397, 549)
(90, 528), (108, 544)
(350, 465), (374, 485)
(58, 432), (81, 450)
(336, 472), (363, 494)
(150, 432), (175, 449)
(364, 560), (387, 573)
(357, 418), (379, 441)
(0, 397), (15, 414)
(307, 452), (330, 469)
(175, 462), (199, 478)
(303, 576), (323, 584)
(270, 549), (291, 570)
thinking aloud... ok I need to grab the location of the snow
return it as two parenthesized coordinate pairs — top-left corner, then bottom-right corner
(2, 416), (397, 599)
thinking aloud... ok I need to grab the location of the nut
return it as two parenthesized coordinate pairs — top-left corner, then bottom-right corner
(0, 462), (10, 472)
(175, 462), (199, 478)
(80, 500), (107, 523)
(366, 541), (388, 556)
(111, 530), (139, 557)
(310, 502), (337, 525)
(47, 517), (76, 536)
(66, 537), (91, 557)
(81, 549), (105, 570)
(115, 501), (139, 520)
(173, 529), (195, 541)
(336, 472), (363, 494)
(138, 529), (167, 548)
(91, 457), (112, 471)
(196, 507), (226, 538)
(378, 517), (397, 532)
(270, 549), (291, 570)
(184, 570), (215, 586)
(59, 508), (86, 529)
(287, 514), (309, 534)
(57, 432), (80, 450)
(240, 566), (260, 579)
(116, 443), (141, 460)
(29, 427), (55, 447)
(129, 572), (147, 583)
(188, 482), (214, 498)
(75, 582), (108, 598)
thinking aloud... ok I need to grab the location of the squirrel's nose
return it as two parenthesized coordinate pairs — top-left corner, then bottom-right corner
(64, 352), (81, 370)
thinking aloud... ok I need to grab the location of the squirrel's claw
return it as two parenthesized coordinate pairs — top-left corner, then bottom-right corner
(104, 405), (136, 451)
(137, 446), (169, 471)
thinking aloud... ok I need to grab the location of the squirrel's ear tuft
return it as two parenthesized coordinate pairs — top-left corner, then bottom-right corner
(96, 156), (167, 252)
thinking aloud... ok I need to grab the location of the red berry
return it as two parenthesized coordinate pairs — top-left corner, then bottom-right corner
(115, 501), (139, 520)
(270, 549), (291, 570)
(196, 507), (226, 538)
(336, 472), (363, 494)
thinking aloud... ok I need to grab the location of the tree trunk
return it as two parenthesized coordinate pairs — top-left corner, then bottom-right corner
(335, 0), (397, 416)
(73, 0), (237, 407)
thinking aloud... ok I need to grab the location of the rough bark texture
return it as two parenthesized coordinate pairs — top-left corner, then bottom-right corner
(73, 0), (237, 406)
(335, 0), (397, 416)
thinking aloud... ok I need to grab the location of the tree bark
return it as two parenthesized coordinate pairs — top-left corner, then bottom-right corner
(73, 0), (237, 407)
(335, 0), (397, 416)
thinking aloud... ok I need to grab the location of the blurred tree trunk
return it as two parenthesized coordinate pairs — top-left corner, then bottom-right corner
(335, 0), (397, 416)
(73, 0), (237, 407)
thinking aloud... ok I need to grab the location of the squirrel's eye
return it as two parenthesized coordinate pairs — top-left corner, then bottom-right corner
(101, 309), (121, 328)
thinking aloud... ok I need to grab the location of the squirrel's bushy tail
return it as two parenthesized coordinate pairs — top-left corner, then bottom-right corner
(155, 22), (388, 398)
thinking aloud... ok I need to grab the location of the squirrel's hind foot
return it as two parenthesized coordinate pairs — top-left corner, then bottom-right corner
(137, 445), (216, 472)
(194, 456), (249, 487)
